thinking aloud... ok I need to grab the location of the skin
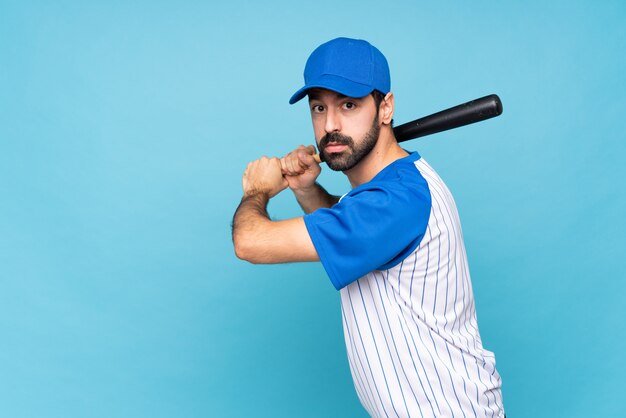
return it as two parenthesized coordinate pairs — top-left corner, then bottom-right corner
(232, 88), (408, 264)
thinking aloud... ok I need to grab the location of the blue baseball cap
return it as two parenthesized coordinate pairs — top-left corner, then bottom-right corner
(289, 37), (390, 105)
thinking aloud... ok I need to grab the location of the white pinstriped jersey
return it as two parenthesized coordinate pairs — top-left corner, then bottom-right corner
(338, 158), (504, 418)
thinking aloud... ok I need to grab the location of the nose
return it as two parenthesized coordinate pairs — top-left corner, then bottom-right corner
(324, 108), (341, 134)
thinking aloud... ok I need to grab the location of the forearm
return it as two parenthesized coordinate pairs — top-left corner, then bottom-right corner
(232, 192), (272, 260)
(232, 192), (319, 263)
(292, 182), (340, 214)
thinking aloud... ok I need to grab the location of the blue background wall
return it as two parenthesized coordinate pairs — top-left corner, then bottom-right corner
(1, 1), (624, 417)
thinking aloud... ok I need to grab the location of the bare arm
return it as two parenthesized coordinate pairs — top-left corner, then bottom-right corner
(291, 182), (339, 214)
(280, 145), (340, 213)
(232, 156), (319, 264)
(232, 191), (318, 263)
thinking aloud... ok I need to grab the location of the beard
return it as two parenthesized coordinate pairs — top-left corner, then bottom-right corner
(318, 115), (380, 172)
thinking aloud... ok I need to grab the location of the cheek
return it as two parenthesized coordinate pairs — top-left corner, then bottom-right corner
(346, 114), (376, 139)
(311, 119), (326, 141)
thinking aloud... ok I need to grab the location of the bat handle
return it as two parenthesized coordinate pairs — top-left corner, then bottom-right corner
(394, 94), (502, 142)
(313, 153), (322, 164)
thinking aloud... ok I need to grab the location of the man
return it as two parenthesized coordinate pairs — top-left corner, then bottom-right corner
(232, 37), (505, 417)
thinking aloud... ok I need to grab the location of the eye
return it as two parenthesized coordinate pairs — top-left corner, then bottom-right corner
(311, 104), (325, 113)
(342, 101), (356, 110)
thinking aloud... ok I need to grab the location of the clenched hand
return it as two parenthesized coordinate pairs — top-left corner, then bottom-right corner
(242, 156), (289, 198)
(280, 145), (321, 192)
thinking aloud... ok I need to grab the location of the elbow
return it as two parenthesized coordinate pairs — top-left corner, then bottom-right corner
(232, 217), (278, 264)
(233, 234), (250, 261)
(234, 245), (255, 263)
(233, 233), (262, 264)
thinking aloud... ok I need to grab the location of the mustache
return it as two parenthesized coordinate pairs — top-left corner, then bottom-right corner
(319, 132), (354, 149)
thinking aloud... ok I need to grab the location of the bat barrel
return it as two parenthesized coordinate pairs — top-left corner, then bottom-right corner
(393, 94), (502, 143)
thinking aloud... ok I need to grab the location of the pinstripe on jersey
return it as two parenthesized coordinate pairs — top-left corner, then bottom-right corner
(339, 158), (504, 418)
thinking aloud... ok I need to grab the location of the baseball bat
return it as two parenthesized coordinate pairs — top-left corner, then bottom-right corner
(314, 94), (503, 163)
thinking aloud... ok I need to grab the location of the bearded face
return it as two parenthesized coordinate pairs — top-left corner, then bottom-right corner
(318, 114), (380, 172)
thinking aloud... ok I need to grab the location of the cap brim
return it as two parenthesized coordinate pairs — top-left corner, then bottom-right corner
(288, 75), (375, 104)
(288, 86), (311, 105)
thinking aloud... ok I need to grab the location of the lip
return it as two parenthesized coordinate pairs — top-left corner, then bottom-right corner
(324, 144), (348, 153)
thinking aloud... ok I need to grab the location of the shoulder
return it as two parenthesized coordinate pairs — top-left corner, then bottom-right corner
(302, 153), (434, 288)
(345, 152), (430, 206)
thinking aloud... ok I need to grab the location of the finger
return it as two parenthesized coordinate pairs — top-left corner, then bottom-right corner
(271, 157), (283, 168)
(297, 150), (318, 168)
(284, 146), (306, 174)
(296, 151), (310, 169)
(284, 153), (295, 174)
(244, 161), (252, 175)
(281, 153), (293, 175)
(286, 152), (304, 175)
(280, 156), (289, 174)
(281, 155), (298, 175)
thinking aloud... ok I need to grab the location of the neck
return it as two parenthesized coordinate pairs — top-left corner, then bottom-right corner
(343, 129), (409, 188)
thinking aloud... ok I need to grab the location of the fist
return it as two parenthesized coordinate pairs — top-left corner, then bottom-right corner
(280, 145), (321, 192)
(242, 156), (288, 198)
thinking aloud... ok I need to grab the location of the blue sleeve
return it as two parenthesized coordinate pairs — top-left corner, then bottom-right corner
(303, 177), (431, 290)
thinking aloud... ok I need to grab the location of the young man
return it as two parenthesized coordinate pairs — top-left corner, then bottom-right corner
(232, 37), (505, 418)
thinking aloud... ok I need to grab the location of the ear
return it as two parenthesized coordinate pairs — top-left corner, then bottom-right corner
(379, 92), (394, 125)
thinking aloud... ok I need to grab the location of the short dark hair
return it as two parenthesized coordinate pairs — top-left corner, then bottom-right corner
(371, 90), (394, 127)
(371, 90), (386, 107)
